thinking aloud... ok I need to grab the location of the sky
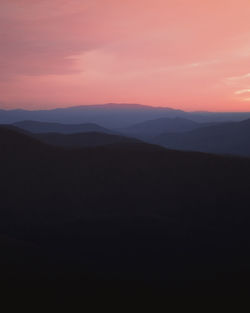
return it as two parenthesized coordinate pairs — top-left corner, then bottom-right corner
(1, 0), (250, 111)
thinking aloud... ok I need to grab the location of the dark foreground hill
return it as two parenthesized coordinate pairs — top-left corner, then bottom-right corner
(153, 118), (250, 156)
(1, 126), (250, 291)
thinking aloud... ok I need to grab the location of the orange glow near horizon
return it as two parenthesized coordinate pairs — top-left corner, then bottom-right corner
(1, 0), (250, 111)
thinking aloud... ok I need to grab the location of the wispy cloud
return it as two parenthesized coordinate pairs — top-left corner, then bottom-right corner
(235, 89), (250, 95)
(227, 73), (250, 81)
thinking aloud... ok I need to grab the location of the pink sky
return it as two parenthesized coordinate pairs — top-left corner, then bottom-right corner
(1, 0), (250, 111)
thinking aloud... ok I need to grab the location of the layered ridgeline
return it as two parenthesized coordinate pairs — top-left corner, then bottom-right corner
(153, 118), (250, 157)
(1, 126), (250, 288)
(0, 102), (248, 156)
(2, 115), (250, 156)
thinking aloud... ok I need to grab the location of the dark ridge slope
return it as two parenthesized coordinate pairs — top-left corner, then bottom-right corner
(120, 117), (200, 139)
(154, 118), (250, 156)
(34, 131), (141, 148)
(13, 120), (115, 134)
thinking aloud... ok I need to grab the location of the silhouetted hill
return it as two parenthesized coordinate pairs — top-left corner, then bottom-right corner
(1, 127), (250, 290)
(35, 131), (141, 148)
(1, 104), (250, 128)
(153, 118), (250, 156)
(0, 126), (45, 149)
(119, 117), (200, 139)
(13, 120), (116, 134)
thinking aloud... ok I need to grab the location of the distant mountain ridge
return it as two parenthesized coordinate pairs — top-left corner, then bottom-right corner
(0, 104), (185, 128)
(1, 103), (250, 128)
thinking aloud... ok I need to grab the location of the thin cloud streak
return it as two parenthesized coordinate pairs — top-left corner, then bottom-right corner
(227, 73), (250, 81)
(235, 89), (250, 95)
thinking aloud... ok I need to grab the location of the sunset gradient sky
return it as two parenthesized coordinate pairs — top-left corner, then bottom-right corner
(1, 0), (250, 111)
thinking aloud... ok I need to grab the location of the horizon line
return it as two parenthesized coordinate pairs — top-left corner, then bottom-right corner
(1, 103), (250, 114)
